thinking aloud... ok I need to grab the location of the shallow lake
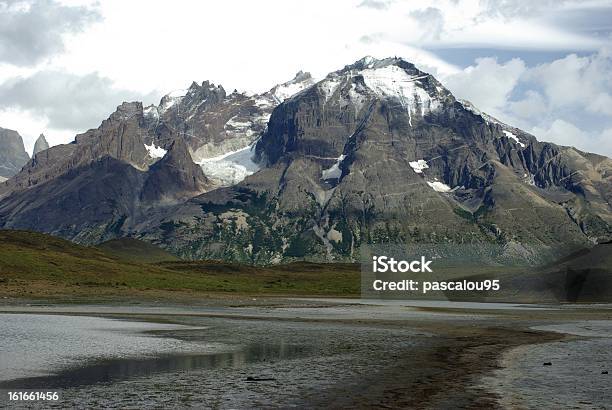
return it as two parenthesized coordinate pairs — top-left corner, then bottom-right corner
(0, 313), (306, 389)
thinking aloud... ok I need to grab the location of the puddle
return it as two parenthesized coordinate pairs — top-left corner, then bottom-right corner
(0, 343), (307, 389)
(0, 313), (308, 389)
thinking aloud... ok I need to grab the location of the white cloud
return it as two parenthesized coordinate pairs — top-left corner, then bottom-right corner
(0, 70), (160, 130)
(440, 48), (612, 158)
(442, 57), (526, 114)
(409, 7), (445, 42)
(0, 0), (101, 66)
(508, 90), (548, 121)
(532, 120), (612, 157)
(532, 119), (587, 147)
(526, 50), (612, 115)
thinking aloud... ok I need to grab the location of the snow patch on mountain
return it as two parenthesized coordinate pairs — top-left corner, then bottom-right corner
(143, 105), (159, 119)
(145, 143), (167, 159)
(459, 99), (500, 125)
(269, 71), (316, 103)
(427, 180), (453, 192)
(159, 89), (187, 113)
(319, 78), (341, 101)
(360, 65), (439, 125)
(409, 159), (429, 174)
(318, 60), (440, 124)
(321, 154), (346, 180)
(273, 82), (307, 101)
(225, 116), (258, 138)
(460, 100), (528, 148)
(254, 96), (275, 109)
(503, 130), (526, 148)
(197, 144), (261, 186)
(0, 176), (7, 183)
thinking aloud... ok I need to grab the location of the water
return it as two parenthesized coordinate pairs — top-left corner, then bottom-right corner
(0, 314), (305, 389)
(483, 320), (612, 409)
(0, 311), (419, 408)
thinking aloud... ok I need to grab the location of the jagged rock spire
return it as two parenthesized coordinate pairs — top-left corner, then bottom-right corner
(33, 133), (49, 155)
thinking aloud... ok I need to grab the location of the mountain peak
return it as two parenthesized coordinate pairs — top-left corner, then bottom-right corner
(269, 71), (316, 102)
(292, 70), (312, 82)
(340, 56), (418, 74)
(0, 127), (30, 178)
(33, 133), (49, 155)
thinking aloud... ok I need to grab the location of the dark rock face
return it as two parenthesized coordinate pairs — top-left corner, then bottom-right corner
(0, 157), (147, 243)
(141, 138), (209, 202)
(0, 101), (210, 242)
(33, 134), (49, 155)
(0, 127), (29, 178)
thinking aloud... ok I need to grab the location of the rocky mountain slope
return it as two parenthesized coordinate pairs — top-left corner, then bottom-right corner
(0, 127), (29, 179)
(0, 57), (610, 264)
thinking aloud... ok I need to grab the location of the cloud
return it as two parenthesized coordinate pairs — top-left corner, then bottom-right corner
(508, 90), (548, 121)
(478, 0), (565, 19)
(0, 70), (160, 131)
(525, 50), (612, 115)
(442, 57), (526, 113)
(0, 0), (101, 66)
(357, 0), (393, 10)
(439, 48), (612, 158)
(532, 120), (612, 157)
(532, 119), (588, 147)
(409, 7), (445, 41)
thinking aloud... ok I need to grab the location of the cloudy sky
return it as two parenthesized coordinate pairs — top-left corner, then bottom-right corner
(1, 0), (611, 157)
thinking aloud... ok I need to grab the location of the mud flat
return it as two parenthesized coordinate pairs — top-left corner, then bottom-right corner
(0, 299), (610, 408)
(483, 320), (612, 409)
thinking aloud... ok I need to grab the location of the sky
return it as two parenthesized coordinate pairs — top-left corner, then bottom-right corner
(0, 0), (611, 157)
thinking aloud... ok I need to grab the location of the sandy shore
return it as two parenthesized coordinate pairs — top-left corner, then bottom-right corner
(0, 298), (610, 408)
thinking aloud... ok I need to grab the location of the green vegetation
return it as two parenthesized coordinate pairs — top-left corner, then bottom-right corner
(453, 206), (487, 223)
(0, 230), (360, 299)
(97, 237), (179, 264)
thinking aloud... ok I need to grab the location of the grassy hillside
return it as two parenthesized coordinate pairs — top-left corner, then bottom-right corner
(0, 230), (360, 299)
(97, 237), (180, 263)
(3, 230), (609, 303)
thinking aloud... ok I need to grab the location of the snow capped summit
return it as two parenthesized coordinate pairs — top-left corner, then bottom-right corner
(269, 70), (316, 103)
(312, 56), (447, 125)
(158, 90), (186, 113)
(149, 73), (317, 188)
(143, 104), (159, 120)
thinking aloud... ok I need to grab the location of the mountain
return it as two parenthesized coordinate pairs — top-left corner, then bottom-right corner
(32, 133), (49, 155)
(137, 57), (611, 263)
(0, 127), (30, 179)
(147, 72), (314, 186)
(0, 57), (610, 265)
(0, 73), (314, 243)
